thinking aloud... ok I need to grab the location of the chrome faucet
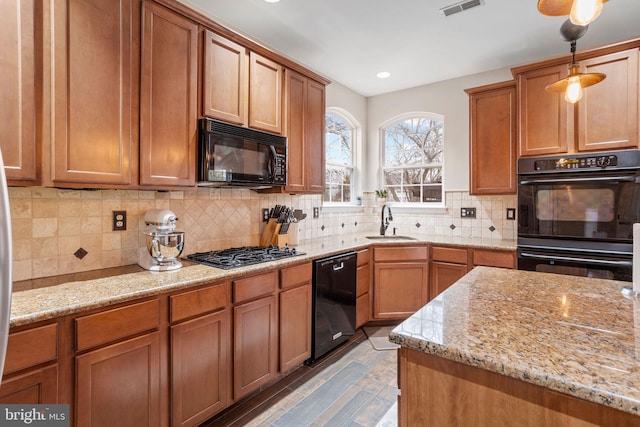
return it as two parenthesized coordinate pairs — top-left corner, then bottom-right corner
(380, 204), (393, 235)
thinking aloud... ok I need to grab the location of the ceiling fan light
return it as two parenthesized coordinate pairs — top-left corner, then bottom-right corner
(570, 0), (603, 25)
(565, 76), (584, 103)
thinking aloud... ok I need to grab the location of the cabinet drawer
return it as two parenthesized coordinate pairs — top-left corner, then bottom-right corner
(473, 249), (515, 269)
(4, 324), (58, 375)
(280, 262), (312, 290)
(431, 246), (468, 264)
(233, 271), (278, 303)
(357, 249), (370, 266)
(75, 299), (160, 352)
(374, 246), (428, 262)
(170, 282), (229, 323)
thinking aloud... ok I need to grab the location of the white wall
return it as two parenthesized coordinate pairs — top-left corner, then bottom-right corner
(365, 67), (513, 192)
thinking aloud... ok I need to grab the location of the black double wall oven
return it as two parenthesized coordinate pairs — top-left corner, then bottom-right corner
(517, 150), (640, 282)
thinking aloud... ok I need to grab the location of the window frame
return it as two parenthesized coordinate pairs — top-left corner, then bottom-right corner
(379, 112), (446, 209)
(323, 108), (361, 207)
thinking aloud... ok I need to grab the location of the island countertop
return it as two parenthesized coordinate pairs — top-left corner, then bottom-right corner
(389, 266), (640, 416)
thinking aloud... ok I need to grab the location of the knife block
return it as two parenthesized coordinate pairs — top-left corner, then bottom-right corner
(260, 219), (279, 247)
(276, 233), (288, 247)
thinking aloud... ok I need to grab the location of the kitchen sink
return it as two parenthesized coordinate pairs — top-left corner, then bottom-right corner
(366, 235), (417, 241)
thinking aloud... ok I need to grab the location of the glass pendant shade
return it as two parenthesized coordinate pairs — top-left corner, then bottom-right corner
(545, 64), (606, 104)
(538, 0), (608, 25)
(565, 76), (584, 103)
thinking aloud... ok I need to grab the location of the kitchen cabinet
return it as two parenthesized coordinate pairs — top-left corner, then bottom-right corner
(430, 246), (469, 300)
(170, 283), (231, 427)
(202, 30), (283, 134)
(466, 81), (517, 195)
(373, 246), (429, 320)
(513, 40), (640, 157)
(0, 0), (37, 185)
(0, 323), (58, 404)
(472, 248), (516, 269)
(356, 248), (372, 328)
(139, 1), (198, 188)
(74, 299), (161, 427)
(279, 263), (312, 373)
(577, 49), (639, 152)
(232, 271), (278, 400)
(47, 0), (138, 187)
(284, 69), (326, 194)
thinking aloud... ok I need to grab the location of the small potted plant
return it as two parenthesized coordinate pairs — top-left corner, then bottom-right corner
(375, 189), (388, 206)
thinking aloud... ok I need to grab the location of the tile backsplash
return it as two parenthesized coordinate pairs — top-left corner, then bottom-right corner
(8, 187), (516, 281)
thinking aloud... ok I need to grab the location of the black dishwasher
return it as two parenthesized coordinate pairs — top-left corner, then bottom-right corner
(308, 251), (357, 362)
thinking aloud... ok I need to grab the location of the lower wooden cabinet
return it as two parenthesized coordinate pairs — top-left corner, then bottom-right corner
(279, 284), (312, 372)
(75, 332), (161, 427)
(356, 249), (372, 328)
(171, 310), (230, 427)
(0, 365), (58, 404)
(233, 295), (278, 400)
(373, 246), (429, 320)
(430, 262), (468, 300)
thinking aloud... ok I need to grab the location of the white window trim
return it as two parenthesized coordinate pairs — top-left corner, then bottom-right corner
(324, 107), (362, 207)
(378, 111), (446, 209)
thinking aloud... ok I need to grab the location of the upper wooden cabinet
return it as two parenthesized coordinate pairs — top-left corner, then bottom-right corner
(513, 40), (640, 157)
(139, 1), (198, 188)
(284, 69), (326, 194)
(202, 31), (283, 134)
(47, 0), (138, 187)
(577, 49), (639, 152)
(466, 81), (517, 195)
(0, 0), (37, 185)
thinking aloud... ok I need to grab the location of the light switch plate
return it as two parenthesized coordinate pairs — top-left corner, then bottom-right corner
(506, 208), (516, 220)
(313, 207), (319, 218)
(112, 211), (127, 231)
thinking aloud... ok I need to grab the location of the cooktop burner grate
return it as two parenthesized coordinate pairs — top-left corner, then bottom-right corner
(186, 246), (304, 269)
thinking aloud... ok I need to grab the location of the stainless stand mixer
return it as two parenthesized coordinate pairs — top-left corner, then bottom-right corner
(138, 209), (185, 271)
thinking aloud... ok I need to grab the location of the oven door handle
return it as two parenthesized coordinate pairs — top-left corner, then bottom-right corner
(519, 252), (633, 267)
(519, 176), (636, 185)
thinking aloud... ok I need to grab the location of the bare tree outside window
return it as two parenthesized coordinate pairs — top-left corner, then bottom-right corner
(324, 113), (354, 203)
(383, 116), (443, 203)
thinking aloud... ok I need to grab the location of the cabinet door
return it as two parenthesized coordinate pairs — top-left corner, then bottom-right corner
(430, 262), (468, 300)
(76, 333), (160, 427)
(0, 0), (37, 183)
(171, 310), (230, 427)
(202, 30), (248, 126)
(279, 284), (311, 373)
(249, 52), (283, 134)
(0, 365), (58, 404)
(578, 49), (639, 151)
(468, 82), (517, 195)
(305, 79), (326, 193)
(284, 69), (306, 193)
(139, 1), (198, 187)
(356, 262), (371, 328)
(373, 262), (429, 319)
(234, 296), (277, 399)
(517, 64), (573, 157)
(51, 0), (135, 186)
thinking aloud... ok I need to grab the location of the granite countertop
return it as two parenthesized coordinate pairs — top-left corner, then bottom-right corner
(389, 266), (640, 416)
(10, 232), (515, 328)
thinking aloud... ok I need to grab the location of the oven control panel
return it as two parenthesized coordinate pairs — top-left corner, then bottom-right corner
(534, 154), (618, 171)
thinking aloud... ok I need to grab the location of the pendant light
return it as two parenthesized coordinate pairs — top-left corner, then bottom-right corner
(538, 0), (608, 26)
(544, 20), (606, 104)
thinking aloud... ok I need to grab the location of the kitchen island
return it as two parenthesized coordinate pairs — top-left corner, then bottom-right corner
(389, 267), (640, 426)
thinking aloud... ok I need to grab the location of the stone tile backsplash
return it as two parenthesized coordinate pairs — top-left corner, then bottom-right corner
(8, 187), (516, 281)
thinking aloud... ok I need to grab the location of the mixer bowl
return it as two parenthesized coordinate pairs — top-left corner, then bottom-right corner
(145, 231), (184, 265)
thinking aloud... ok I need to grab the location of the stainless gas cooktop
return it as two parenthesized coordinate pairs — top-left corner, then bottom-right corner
(186, 246), (304, 270)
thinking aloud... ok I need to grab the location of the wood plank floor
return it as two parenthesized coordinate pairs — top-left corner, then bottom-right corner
(202, 328), (399, 426)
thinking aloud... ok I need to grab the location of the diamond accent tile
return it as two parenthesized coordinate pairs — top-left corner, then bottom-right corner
(450, 224), (456, 230)
(489, 225), (496, 232)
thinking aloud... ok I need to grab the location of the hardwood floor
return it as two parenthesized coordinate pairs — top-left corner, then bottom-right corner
(202, 328), (399, 426)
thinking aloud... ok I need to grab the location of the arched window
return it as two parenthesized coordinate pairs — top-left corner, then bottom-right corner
(324, 110), (357, 203)
(381, 114), (444, 204)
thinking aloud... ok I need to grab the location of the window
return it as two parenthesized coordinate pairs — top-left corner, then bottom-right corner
(324, 111), (356, 203)
(382, 114), (444, 204)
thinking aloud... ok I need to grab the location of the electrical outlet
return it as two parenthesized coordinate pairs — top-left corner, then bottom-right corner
(460, 207), (476, 218)
(112, 211), (126, 231)
(313, 207), (319, 218)
(262, 208), (270, 223)
(506, 208), (516, 220)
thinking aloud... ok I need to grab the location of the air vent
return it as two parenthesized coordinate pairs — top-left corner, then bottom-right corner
(440, 0), (483, 16)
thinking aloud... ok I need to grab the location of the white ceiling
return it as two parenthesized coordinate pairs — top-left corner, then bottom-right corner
(181, 0), (640, 97)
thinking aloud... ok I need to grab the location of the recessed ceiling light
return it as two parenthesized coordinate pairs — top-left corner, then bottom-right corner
(264, 0), (280, 3)
(376, 71), (391, 79)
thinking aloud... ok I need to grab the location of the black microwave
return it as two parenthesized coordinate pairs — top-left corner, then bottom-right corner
(197, 118), (287, 188)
